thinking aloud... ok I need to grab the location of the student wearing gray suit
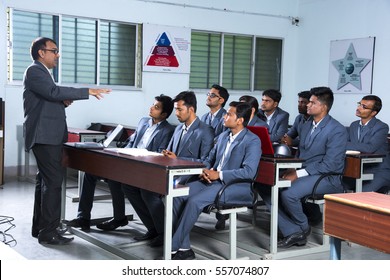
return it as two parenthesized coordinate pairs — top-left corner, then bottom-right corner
(239, 95), (268, 127)
(168, 102), (261, 260)
(24, 37), (110, 245)
(344, 95), (390, 192)
(163, 91), (214, 166)
(213, 94), (268, 231)
(257, 87), (347, 248)
(200, 84), (229, 139)
(282, 90), (312, 147)
(258, 89), (289, 142)
(67, 95), (175, 240)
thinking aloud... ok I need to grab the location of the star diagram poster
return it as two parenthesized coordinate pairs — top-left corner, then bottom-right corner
(328, 37), (375, 94)
(143, 24), (191, 73)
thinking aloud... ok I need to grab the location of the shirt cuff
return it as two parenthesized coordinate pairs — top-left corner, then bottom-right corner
(296, 169), (309, 178)
(219, 171), (223, 181)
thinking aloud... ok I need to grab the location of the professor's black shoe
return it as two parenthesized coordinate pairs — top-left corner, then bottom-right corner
(38, 233), (74, 245)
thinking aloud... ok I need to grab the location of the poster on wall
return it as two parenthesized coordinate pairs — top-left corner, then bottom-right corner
(328, 37), (375, 94)
(143, 23), (191, 73)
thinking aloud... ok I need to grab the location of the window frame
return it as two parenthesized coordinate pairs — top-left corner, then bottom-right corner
(190, 29), (283, 93)
(7, 8), (141, 90)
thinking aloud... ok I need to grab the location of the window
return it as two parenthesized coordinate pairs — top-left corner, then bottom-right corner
(190, 31), (282, 91)
(8, 9), (139, 87)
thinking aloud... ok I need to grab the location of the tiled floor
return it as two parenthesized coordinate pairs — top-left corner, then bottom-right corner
(1, 175), (389, 261)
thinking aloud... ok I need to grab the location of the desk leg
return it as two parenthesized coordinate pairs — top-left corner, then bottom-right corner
(270, 185), (279, 254)
(355, 178), (363, 193)
(164, 194), (173, 260)
(329, 236), (341, 260)
(61, 169), (67, 221)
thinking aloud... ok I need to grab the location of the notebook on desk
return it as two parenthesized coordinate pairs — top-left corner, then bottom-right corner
(74, 124), (124, 149)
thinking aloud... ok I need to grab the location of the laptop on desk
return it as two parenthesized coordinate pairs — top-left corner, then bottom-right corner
(74, 124), (124, 149)
(247, 126), (274, 156)
(247, 126), (293, 158)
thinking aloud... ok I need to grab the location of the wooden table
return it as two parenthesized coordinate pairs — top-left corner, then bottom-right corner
(324, 192), (390, 259)
(62, 143), (204, 260)
(344, 153), (385, 192)
(255, 156), (313, 259)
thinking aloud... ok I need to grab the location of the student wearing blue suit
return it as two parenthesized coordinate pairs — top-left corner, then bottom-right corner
(24, 37), (110, 245)
(257, 87), (347, 248)
(200, 84), (229, 139)
(67, 95), (175, 238)
(258, 89), (289, 142)
(344, 95), (390, 192)
(168, 102), (261, 260)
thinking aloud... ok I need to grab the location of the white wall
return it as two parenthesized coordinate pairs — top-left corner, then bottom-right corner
(3, 0), (390, 178)
(1, 0), (300, 177)
(296, 0), (390, 126)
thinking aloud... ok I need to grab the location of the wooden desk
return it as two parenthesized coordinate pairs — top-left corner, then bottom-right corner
(324, 192), (390, 259)
(344, 153), (384, 192)
(255, 156), (309, 259)
(62, 143), (204, 260)
(67, 128), (108, 202)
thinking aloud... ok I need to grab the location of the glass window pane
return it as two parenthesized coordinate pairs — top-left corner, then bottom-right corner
(189, 32), (221, 89)
(11, 10), (54, 81)
(222, 35), (252, 90)
(254, 38), (282, 91)
(62, 17), (96, 84)
(100, 22), (136, 86)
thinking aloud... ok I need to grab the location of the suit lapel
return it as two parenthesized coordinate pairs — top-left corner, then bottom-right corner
(133, 122), (149, 147)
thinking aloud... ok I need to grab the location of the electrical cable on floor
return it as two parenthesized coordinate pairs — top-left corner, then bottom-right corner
(0, 215), (17, 247)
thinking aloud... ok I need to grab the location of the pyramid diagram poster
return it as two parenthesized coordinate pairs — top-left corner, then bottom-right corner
(143, 24), (191, 73)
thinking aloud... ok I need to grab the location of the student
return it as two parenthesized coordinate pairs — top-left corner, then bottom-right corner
(168, 101), (261, 260)
(239, 95), (268, 127)
(214, 94), (268, 231)
(257, 87), (347, 248)
(162, 90), (215, 165)
(200, 84), (229, 139)
(258, 89), (289, 142)
(67, 95), (175, 238)
(24, 37), (110, 245)
(343, 95), (390, 192)
(281, 90), (312, 147)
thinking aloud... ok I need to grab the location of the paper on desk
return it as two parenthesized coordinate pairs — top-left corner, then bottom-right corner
(346, 150), (361, 155)
(107, 148), (163, 157)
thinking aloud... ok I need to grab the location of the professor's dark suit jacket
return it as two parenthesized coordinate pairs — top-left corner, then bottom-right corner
(23, 61), (89, 151)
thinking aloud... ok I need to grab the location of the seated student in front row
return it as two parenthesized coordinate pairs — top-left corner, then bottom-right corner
(256, 87), (347, 248)
(124, 90), (214, 247)
(165, 101), (261, 260)
(343, 95), (390, 192)
(214, 94), (268, 231)
(67, 94), (175, 238)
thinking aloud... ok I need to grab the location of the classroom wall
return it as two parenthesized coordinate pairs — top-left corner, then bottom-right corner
(0, 0), (300, 177)
(296, 0), (390, 125)
(1, 0), (389, 178)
